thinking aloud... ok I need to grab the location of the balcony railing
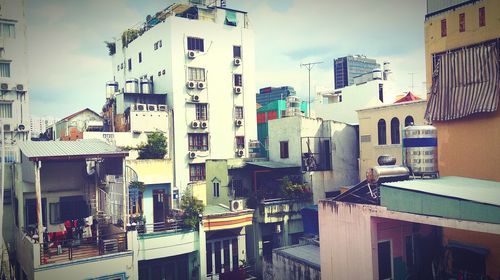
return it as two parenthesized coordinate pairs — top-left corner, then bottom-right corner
(39, 232), (128, 265)
(136, 219), (189, 235)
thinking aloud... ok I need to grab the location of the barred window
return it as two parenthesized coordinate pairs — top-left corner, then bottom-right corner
(0, 23), (15, 38)
(196, 104), (208, 121)
(0, 62), (10, 77)
(188, 133), (209, 151)
(378, 119), (387, 145)
(187, 37), (204, 52)
(235, 106), (243, 119)
(234, 74), (242, 86)
(0, 103), (12, 118)
(236, 136), (245, 149)
(188, 67), (206, 81)
(189, 163), (205, 181)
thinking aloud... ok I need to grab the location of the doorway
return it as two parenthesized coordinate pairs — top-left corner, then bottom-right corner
(153, 189), (167, 231)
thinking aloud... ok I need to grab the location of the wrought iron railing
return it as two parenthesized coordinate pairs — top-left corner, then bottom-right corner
(136, 219), (188, 235)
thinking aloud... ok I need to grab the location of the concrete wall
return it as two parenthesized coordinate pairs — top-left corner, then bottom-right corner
(272, 250), (320, 280)
(56, 110), (102, 140)
(424, 0), (500, 181)
(111, 8), (257, 200)
(205, 159), (231, 206)
(357, 100), (427, 178)
(135, 230), (198, 261)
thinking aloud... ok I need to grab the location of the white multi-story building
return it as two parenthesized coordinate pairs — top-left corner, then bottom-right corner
(109, 1), (257, 200)
(0, 0), (29, 147)
(29, 116), (58, 138)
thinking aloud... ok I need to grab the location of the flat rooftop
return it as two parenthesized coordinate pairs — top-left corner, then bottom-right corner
(273, 244), (320, 270)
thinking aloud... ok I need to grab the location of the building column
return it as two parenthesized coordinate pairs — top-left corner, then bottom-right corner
(34, 161), (43, 244)
(282, 215), (289, 246)
(198, 219), (206, 280)
(122, 158), (127, 230)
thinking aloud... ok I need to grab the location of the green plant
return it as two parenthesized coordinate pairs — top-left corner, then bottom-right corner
(138, 132), (167, 159)
(180, 191), (204, 230)
(104, 41), (116, 55)
(281, 176), (312, 199)
(129, 180), (145, 193)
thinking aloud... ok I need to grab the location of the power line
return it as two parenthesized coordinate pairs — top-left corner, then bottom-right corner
(300, 61), (323, 117)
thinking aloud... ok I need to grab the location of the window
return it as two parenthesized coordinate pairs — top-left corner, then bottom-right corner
(213, 182), (220, 197)
(234, 106), (244, 119)
(25, 198), (47, 227)
(188, 133), (209, 151)
(189, 163), (205, 181)
(233, 46), (241, 58)
(196, 104), (208, 121)
(441, 19), (447, 37)
(187, 37), (204, 52)
(390, 117), (400, 144)
(127, 58), (132, 71)
(49, 203), (61, 224)
(405, 235), (415, 267)
(459, 13), (465, 32)
(0, 103), (12, 118)
(188, 67), (206, 81)
(154, 42), (158, 50)
(236, 136), (245, 149)
(0, 61), (10, 77)
(404, 116), (414, 127)
(280, 141), (289, 159)
(378, 240), (393, 280)
(378, 119), (387, 145)
(117, 65), (120, 71)
(234, 74), (242, 86)
(154, 40), (162, 50)
(479, 7), (485, 27)
(120, 63), (123, 69)
(378, 83), (383, 102)
(138, 52), (142, 63)
(0, 23), (15, 38)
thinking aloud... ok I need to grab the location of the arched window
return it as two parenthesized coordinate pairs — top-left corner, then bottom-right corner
(391, 117), (400, 144)
(405, 116), (414, 127)
(378, 119), (386, 145)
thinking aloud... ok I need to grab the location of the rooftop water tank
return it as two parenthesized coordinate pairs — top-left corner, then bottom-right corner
(125, 78), (139, 93)
(403, 125), (438, 175)
(106, 81), (118, 99)
(140, 78), (153, 94)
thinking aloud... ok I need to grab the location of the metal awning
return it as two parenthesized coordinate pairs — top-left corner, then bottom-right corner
(225, 10), (237, 26)
(246, 161), (300, 169)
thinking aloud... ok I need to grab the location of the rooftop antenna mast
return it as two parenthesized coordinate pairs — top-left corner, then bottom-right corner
(408, 72), (416, 92)
(301, 61), (323, 117)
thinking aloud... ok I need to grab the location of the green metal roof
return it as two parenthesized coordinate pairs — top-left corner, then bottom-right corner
(19, 139), (128, 161)
(382, 176), (500, 206)
(204, 205), (232, 215)
(246, 161), (300, 169)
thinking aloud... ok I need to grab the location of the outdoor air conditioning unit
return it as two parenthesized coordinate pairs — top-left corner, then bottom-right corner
(16, 84), (24, 91)
(230, 199), (244, 211)
(191, 120), (200, 129)
(3, 124), (11, 132)
(188, 151), (197, 159)
(147, 104), (157, 111)
(1, 83), (8, 91)
(158, 105), (167, 111)
(235, 149), (244, 157)
(187, 50), (196, 59)
(233, 86), (242, 94)
(17, 124), (27, 132)
(233, 58), (241, 66)
(186, 81), (196, 89)
(200, 121), (208, 129)
(197, 81), (206, 89)
(136, 103), (147, 111)
(191, 94), (200, 102)
(235, 119), (243, 127)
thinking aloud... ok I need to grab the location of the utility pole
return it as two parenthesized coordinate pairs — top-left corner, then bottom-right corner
(408, 72), (416, 92)
(300, 61), (323, 117)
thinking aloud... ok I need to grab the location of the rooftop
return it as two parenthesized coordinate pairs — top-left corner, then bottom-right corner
(20, 139), (128, 161)
(245, 161), (301, 169)
(273, 244), (321, 270)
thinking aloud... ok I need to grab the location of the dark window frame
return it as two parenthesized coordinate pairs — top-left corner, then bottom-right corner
(188, 133), (209, 151)
(441, 18), (447, 37)
(189, 163), (206, 182)
(234, 74), (242, 86)
(233, 45), (241, 58)
(378, 119), (387, 145)
(280, 141), (289, 159)
(187, 37), (204, 52)
(138, 52), (142, 63)
(390, 117), (400, 144)
(236, 136), (245, 149)
(404, 116), (414, 127)
(459, 13), (465, 32)
(234, 106), (244, 119)
(196, 103), (208, 121)
(479, 7), (485, 27)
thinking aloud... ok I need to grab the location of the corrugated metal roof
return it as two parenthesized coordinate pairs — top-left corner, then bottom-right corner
(19, 139), (128, 160)
(274, 244), (320, 270)
(246, 161), (300, 169)
(382, 176), (500, 206)
(204, 205), (232, 215)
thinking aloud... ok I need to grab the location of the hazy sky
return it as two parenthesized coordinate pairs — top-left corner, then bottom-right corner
(26, 0), (427, 118)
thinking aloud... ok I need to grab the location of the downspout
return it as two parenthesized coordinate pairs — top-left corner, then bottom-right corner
(35, 161), (43, 244)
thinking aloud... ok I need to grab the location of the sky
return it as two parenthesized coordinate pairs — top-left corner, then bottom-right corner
(26, 0), (427, 118)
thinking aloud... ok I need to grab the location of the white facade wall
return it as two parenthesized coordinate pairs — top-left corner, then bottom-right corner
(110, 8), (256, 198)
(268, 116), (359, 203)
(312, 80), (400, 124)
(0, 0), (29, 142)
(29, 116), (57, 138)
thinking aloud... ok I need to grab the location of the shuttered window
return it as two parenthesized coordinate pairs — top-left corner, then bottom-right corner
(0, 103), (12, 118)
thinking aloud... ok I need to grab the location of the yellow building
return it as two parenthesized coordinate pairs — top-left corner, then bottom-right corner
(425, 0), (500, 277)
(424, 0), (500, 182)
(357, 99), (427, 179)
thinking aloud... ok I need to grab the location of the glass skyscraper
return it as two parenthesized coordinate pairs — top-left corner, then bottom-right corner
(334, 55), (380, 89)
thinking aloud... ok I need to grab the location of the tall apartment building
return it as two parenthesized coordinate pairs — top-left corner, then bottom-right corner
(334, 55), (380, 89)
(0, 0), (29, 148)
(29, 116), (58, 139)
(108, 1), (256, 206)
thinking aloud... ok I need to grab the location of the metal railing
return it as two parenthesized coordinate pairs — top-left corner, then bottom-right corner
(136, 219), (188, 235)
(39, 231), (128, 265)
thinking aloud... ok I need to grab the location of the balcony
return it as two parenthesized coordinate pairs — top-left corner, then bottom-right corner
(254, 198), (312, 224)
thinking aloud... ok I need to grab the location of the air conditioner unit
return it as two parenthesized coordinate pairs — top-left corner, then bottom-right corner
(233, 58), (241, 66)
(230, 199), (244, 211)
(147, 104), (157, 111)
(233, 86), (242, 94)
(191, 94), (200, 102)
(197, 81), (206, 89)
(191, 120), (200, 129)
(0, 83), (8, 91)
(17, 124), (27, 131)
(235, 119), (243, 127)
(187, 50), (196, 59)
(188, 151), (197, 159)
(16, 84), (24, 91)
(158, 105), (167, 111)
(186, 81), (196, 89)
(200, 121), (208, 129)
(136, 103), (147, 111)
(235, 149), (244, 157)
(3, 124), (11, 132)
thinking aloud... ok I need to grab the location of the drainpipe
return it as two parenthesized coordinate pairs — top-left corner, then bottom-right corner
(35, 161), (43, 244)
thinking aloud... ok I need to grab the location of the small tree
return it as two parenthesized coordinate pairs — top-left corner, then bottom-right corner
(138, 132), (167, 159)
(180, 191), (204, 230)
